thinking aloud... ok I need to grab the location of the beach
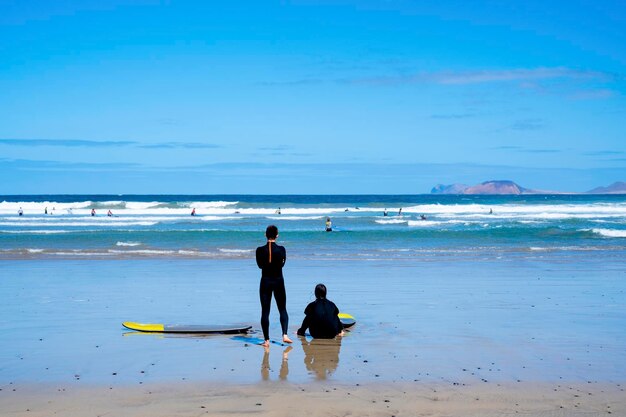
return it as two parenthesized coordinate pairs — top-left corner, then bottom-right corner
(3, 380), (624, 416)
(1, 195), (625, 415)
(1, 257), (625, 416)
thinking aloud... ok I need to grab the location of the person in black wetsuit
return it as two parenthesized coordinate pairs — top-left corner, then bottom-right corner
(256, 225), (292, 347)
(297, 283), (344, 339)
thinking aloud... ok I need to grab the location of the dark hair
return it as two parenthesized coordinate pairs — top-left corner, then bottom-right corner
(266, 225), (278, 240)
(314, 283), (327, 299)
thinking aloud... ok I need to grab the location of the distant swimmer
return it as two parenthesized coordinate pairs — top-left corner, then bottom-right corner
(91, 208), (96, 217)
(325, 217), (332, 232)
(398, 208), (403, 216)
(191, 208), (196, 216)
(45, 207), (48, 215)
(420, 214), (427, 220)
(275, 207), (281, 215)
(18, 207), (23, 216)
(489, 208), (493, 214)
(344, 208), (349, 212)
(383, 208), (388, 217)
(355, 207), (360, 210)
(107, 210), (113, 217)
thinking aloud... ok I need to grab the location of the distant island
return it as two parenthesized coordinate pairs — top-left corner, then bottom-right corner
(586, 182), (626, 194)
(431, 180), (626, 195)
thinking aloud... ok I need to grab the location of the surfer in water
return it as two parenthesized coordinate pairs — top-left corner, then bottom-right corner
(383, 208), (388, 216)
(91, 208), (96, 216)
(297, 284), (344, 339)
(256, 225), (292, 347)
(325, 217), (332, 232)
(191, 208), (196, 216)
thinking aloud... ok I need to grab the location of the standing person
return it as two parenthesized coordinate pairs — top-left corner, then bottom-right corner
(256, 225), (292, 347)
(383, 208), (388, 217)
(325, 217), (332, 232)
(297, 283), (344, 339)
(107, 210), (113, 217)
(91, 208), (96, 216)
(18, 207), (23, 216)
(398, 207), (403, 216)
(191, 208), (196, 216)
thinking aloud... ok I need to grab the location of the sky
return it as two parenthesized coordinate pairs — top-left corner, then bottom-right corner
(0, 0), (625, 194)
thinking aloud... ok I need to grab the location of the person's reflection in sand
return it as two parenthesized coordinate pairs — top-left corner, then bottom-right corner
(261, 345), (292, 381)
(299, 336), (342, 380)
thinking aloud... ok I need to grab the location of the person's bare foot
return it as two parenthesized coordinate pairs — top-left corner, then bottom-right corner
(261, 340), (270, 348)
(283, 335), (293, 343)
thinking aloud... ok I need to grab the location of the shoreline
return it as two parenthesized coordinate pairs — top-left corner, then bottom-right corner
(2, 380), (624, 416)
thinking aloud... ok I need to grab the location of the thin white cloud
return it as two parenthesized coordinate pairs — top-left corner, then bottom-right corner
(432, 67), (611, 85)
(348, 67), (616, 86)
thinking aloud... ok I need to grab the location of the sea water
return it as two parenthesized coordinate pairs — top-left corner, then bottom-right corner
(1, 194), (625, 260)
(0, 195), (625, 385)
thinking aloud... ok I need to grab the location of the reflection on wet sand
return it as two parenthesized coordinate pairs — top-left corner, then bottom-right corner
(261, 345), (292, 380)
(299, 336), (342, 380)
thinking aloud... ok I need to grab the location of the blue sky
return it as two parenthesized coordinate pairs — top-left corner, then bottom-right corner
(0, 0), (624, 194)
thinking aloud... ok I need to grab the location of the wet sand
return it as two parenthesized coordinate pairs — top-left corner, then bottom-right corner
(1, 257), (624, 415)
(2, 380), (624, 417)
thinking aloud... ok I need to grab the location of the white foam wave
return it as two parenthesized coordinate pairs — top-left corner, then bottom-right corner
(266, 216), (324, 220)
(108, 249), (176, 255)
(407, 220), (444, 227)
(97, 200), (124, 206)
(2, 200), (626, 222)
(123, 201), (161, 209)
(218, 248), (253, 253)
(53, 251), (115, 256)
(200, 216), (239, 221)
(590, 228), (626, 238)
(116, 241), (142, 247)
(0, 229), (75, 234)
(375, 219), (408, 224)
(0, 201), (92, 213)
(0, 221), (157, 227)
(189, 201), (239, 209)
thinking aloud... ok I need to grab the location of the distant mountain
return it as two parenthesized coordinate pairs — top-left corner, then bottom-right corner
(431, 180), (545, 195)
(430, 183), (469, 194)
(586, 182), (626, 194)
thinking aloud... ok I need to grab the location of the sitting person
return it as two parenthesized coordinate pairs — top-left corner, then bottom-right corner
(297, 283), (344, 339)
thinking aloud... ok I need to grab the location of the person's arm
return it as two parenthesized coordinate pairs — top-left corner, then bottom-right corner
(282, 247), (286, 266)
(298, 303), (312, 336)
(297, 316), (309, 336)
(334, 304), (344, 335)
(256, 246), (265, 269)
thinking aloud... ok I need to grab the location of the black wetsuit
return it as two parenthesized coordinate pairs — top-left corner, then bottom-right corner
(297, 298), (343, 339)
(256, 242), (288, 341)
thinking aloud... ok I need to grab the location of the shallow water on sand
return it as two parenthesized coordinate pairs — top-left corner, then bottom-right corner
(1, 256), (624, 386)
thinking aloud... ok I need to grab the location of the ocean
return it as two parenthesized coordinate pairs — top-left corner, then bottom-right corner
(1, 194), (625, 385)
(1, 194), (625, 260)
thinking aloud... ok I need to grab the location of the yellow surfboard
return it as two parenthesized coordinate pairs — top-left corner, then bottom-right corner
(122, 322), (252, 334)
